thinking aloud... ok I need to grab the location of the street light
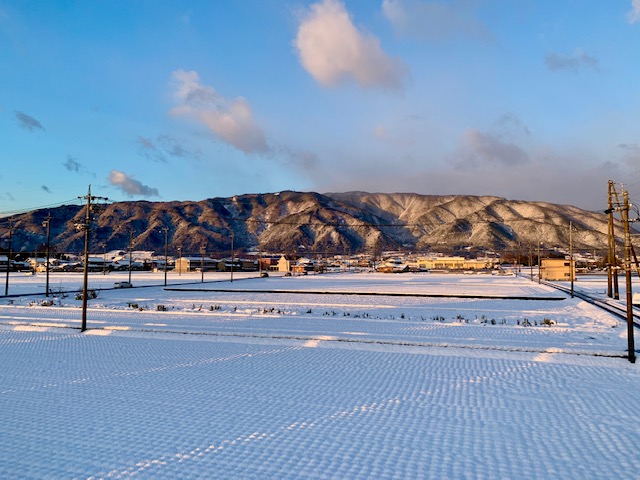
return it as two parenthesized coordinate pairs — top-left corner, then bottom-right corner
(177, 246), (182, 276)
(42, 214), (51, 297)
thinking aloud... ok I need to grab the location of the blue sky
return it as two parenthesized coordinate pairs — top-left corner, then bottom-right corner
(1, 0), (639, 213)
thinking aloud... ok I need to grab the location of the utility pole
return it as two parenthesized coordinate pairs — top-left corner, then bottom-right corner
(4, 220), (13, 296)
(537, 241), (541, 284)
(128, 229), (133, 285)
(42, 213), (51, 297)
(570, 221), (574, 298)
(622, 190), (636, 363)
(607, 181), (614, 297)
(78, 185), (108, 332)
(608, 180), (621, 299)
(529, 243), (533, 281)
(160, 226), (169, 287)
(177, 246), (182, 276)
(230, 233), (235, 283)
(102, 242), (107, 275)
(200, 244), (206, 283)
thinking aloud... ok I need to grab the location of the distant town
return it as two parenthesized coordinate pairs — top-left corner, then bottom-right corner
(0, 245), (599, 283)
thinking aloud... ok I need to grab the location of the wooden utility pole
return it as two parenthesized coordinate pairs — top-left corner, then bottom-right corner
(608, 181), (621, 299)
(78, 186), (108, 332)
(607, 181), (614, 297)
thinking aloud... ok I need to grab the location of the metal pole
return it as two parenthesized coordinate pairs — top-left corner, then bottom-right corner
(44, 214), (51, 296)
(537, 241), (541, 284)
(128, 230), (133, 284)
(200, 245), (205, 283)
(623, 191), (636, 363)
(163, 227), (168, 287)
(177, 246), (182, 276)
(102, 242), (107, 275)
(570, 221), (574, 298)
(4, 221), (12, 296)
(230, 233), (234, 283)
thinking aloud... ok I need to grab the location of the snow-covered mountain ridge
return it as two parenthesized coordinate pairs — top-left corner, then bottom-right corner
(2, 191), (611, 254)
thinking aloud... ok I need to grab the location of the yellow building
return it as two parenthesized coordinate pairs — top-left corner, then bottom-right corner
(541, 258), (575, 281)
(417, 257), (494, 271)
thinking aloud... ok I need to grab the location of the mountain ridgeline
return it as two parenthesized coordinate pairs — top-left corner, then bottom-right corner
(2, 191), (611, 256)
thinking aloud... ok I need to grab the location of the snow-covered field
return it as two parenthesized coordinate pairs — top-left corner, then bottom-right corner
(0, 272), (638, 479)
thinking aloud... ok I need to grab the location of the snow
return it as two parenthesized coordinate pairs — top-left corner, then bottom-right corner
(0, 271), (638, 478)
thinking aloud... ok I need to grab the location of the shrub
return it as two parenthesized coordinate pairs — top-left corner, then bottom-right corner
(75, 290), (98, 300)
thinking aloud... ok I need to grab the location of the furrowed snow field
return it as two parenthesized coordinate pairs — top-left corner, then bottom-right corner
(0, 271), (638, 479)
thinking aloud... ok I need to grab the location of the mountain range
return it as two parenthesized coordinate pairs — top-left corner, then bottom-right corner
(0, 191), (612, 256)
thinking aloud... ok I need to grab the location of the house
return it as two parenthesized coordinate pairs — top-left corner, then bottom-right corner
(291, 257), (316, 274)
(174, 256), (219, 273)
(541, 258), (575, 281)
(258, 256), (280, 272)
(216, 258), (243, 272)
(278, 255), (304, 272)
(377, 258), (409, 273)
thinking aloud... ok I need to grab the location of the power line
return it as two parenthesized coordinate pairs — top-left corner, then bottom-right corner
(0, 198), (85, 217)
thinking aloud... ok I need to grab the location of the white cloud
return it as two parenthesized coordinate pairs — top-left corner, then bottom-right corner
(170, 69), (268, 154)
(108, 170), (159, 197)
(294, 0), (408, 89)
(382, 0), (492, 42)
(629, 0), (640, 24)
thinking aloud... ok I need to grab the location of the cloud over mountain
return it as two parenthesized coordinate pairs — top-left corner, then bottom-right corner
(295, 0), (407, 89)
(452, 129), (529, 168)
(170, 69), (269, 154)
(108, 170), (159, 198)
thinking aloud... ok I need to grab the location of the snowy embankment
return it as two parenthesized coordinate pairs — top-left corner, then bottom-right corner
(0, 272), (638, 478)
